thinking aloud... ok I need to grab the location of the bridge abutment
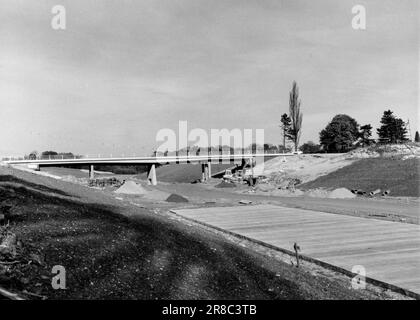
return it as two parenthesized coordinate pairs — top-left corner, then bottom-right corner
(201, 163), (211, 182)
(27, 163), (40, 171)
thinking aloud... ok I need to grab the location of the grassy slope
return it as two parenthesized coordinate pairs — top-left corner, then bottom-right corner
(0, 166), (386, 299)
(298, 158), (420, 197)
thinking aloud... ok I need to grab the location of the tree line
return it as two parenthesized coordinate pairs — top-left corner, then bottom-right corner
(279, 81), (416, 153)
(313, 109), (412, 153)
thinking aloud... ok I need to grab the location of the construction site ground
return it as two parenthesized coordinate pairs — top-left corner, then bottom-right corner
(0, 165), (415, 299)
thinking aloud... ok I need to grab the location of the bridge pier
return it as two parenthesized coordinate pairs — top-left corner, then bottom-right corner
(147, 164), (157, 186)
(201, 163), (211, 182)
(89, 165), (95, 179)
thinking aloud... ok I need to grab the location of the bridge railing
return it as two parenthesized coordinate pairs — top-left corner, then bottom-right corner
(2, 155), (85, 161)
(2, 149), (292, 163)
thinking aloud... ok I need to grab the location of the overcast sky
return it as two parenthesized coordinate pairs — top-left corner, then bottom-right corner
(0, 0), (418, 156)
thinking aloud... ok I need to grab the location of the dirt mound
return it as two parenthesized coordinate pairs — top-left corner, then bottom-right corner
(166, 193), (188, 203)
(349, 144), (420, 159)
(306, 188), (330, 198)
(114, 181), (147, 195)
(215, 181), (237, 188)
(328, 188), (356, 199)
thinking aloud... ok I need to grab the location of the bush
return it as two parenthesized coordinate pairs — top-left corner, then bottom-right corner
(299, 141), (321, 154)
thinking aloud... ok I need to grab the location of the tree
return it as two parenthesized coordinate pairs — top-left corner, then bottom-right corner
(376, 109), (408, 143)
(359, 124), (374, 146)
(28, 150), (38, 160)
(287, 81), (303, 151)
(415, 131), (420, 143)
(280, 113), (291, 148)
(264, 143), (279, 153)
(41, 151), (58, 159)
(299, 141), (321, 154)
(319, 114), (360, 153)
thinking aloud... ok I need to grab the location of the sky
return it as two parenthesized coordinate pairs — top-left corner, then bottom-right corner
(0, 0), (418, 156)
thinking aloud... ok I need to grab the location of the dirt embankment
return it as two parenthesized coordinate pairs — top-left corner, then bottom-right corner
(255, 154), (356, 184)
(251, 146), (420, 198)
(299, 157), (420, 197)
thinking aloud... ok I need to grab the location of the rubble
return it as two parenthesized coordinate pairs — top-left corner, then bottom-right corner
(306, 189), (330, 198)
(306, 188), (356, 199)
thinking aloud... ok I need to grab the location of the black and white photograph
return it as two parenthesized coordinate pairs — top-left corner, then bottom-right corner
(0, 0), (419, 308)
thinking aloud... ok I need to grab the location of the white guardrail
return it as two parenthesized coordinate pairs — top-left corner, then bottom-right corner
(2, 152), (300, 165)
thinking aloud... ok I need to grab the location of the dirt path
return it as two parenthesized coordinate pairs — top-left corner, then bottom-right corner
(0, 166), (405, 299)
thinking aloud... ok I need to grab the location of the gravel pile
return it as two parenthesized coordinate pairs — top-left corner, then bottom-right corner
(114, 181), (147, 195)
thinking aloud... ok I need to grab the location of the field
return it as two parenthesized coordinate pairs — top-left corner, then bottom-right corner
(299, 158), (420, 197)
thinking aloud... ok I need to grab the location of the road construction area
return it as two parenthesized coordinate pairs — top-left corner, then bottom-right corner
(172, 204), (420, 295)
(1, 150), (419, 299)
(0, 165), (414, 299)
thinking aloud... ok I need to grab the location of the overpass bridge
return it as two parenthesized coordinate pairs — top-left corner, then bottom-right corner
(2, 153), (295, 185)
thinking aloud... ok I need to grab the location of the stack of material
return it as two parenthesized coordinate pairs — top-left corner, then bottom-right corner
(327, 188), (356, 199)
(114, 181), (147, 195)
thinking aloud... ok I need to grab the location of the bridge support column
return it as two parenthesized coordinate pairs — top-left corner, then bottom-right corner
(147, 164), (157, 186)
(89, 165), (95, 179)
(207, 162), (211, 178)
(201, 163), (210, 182)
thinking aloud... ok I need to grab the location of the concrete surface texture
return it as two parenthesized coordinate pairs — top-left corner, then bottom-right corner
(173, 205), (420, 294)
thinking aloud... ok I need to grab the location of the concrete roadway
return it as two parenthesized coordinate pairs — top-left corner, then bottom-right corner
(172, 204), (420, 295)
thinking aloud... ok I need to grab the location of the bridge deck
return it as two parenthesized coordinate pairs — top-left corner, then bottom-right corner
(172, 204), (420, 295)
(2, 153), (287, 166)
